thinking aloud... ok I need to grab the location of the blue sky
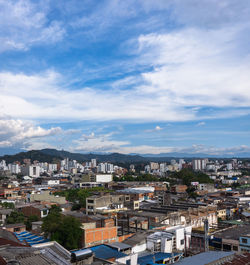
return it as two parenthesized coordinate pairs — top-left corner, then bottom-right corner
(0, 0), (250, 156)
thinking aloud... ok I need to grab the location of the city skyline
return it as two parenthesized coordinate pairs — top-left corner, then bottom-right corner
(0, 0), (250, 156)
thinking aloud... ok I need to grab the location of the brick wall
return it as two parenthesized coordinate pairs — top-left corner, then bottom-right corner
(83, 226), (118, 247)
(21, 206), (41, 218)
(118, 233), (134, 242)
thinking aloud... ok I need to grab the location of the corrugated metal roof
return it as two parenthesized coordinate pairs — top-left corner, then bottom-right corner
(176, 251), (233, 265)
(106, 242), (131, 251)
(138, 252), (181, 265)
(15, 232), (49, 246)
(90, 245), (127, 260)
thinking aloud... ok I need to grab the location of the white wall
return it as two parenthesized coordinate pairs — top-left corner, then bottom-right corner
(131, 243), (147, 253)
(95, 174), (113, 183)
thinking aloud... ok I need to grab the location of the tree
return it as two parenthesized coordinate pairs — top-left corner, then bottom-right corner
(71, 203), (81, 211)
(59, 216), (82, 250)
(169, 169), (213, 186)
(42, 210), (62, 239)
(25, 215), (39, 230)
(1, 202), (15, 209)
(42, 211), (82, 250)
(54, 187), (112, 209)
(6, 211), (25, 224)
(49, 204), (62, 214)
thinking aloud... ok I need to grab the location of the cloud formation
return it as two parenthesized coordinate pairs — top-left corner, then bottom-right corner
(0, 0), (250, 155)
(0, 116), (62, 148)
(0, 0), (65, 52)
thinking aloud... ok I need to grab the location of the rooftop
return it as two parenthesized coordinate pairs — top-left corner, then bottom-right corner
(123, 231), (152, 246)
(176, 251), (234, 265)
(212, 224), (250, 240)
(90, 244), (127, 260)
(138, 252), (182, 265)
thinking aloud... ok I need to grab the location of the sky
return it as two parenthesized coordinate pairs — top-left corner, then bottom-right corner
(0, 0), (250, 156)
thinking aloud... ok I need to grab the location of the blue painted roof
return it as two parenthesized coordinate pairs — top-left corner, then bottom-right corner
(138, 252), (180, 265)
(90, 245), (127, 260)
(15, 231), (49, 246)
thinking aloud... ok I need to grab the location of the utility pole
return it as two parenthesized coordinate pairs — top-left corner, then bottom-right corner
(204, 218), (209, 252)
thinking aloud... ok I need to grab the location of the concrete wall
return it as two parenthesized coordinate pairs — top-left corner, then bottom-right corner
(29, 190), (66, 204)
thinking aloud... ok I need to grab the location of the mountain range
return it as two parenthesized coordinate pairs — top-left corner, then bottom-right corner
(0, 148), (249, 164)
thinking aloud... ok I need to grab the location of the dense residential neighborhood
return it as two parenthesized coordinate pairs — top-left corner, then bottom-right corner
(1, 0), (250, 264)
(0, 151), (249, 264)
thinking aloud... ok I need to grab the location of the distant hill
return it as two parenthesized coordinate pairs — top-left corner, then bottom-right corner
(40, 148), (149, 163)
(0, 150), (61, 164)
(0, 148), (249, 164)
(0, 149), (149, 164)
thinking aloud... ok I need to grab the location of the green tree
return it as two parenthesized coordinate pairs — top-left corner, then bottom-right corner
(169, 169), (213, 186)
(1, 202), (15, 209)
(42, 210), (62, 239)
(42, 212), (82, 250)
(49, 204), (62, 214)
(25, 215), (39, 230)
(71, 203), (81, 211)
(54, 187), (112, 208)
(59, 216), (82, 250)
(6, 211), (25, 224)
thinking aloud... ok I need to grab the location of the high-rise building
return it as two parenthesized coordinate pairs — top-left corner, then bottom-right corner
(150, 162), (159, 170)
(21, 165), (40, 177)
(91, 159), (97, 167)
(192, 159), (207, 171)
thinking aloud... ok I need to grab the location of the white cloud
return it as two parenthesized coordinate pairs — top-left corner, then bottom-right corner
(197, 122), (206, 127)
(72, 133), (130, 153)
(145, 125), (163, 133)
(72, 133), (250, 155)
(0, 116), (62, 148)
(155, 126), (162, 131)
(137, 26), (250, 109)
(0, 70), (195, 122)
(1, 13), (250, 123)
(0, 0), (65, 52)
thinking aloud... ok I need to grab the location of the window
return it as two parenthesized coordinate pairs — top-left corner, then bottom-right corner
(180, 239), (184, 245)
(88, 200), (94, 204)
(233, 246), (238, 251)
(42, 209), (48, 216)
(88, 206), (93, 209)
(242, 238), (248, 244)
(14, 228), (20, 232)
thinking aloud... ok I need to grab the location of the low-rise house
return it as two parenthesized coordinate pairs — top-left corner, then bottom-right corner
(27, 190), (66, 204)
(21, 204), (49, 219)
(170, 185), (187, 193)
(86, 193), (126, 215)
(4, 223), (26, 233)
(239, 234), (250, 253)
(217, 207), (227, 220)
(0, 208), (13, 225)
(210, 224), (250, 252)
(147, 225), (192, 253)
